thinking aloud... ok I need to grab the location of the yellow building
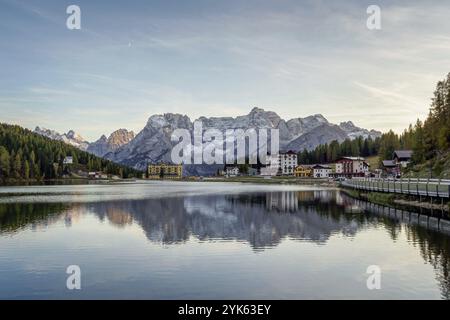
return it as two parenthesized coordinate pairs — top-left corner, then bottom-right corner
(148, 163), (183, 179)
(294, 165), (313, 177)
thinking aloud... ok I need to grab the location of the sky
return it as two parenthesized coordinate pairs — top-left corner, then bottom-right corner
(1, 0), (450, 141)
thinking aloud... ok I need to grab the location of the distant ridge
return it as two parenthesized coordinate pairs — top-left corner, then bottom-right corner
(35, 107), (382, 175)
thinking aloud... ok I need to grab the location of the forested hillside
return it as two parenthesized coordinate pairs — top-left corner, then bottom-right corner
(0, 123), (142, 182)
(297, 136), (380, 164)
(297, 72), (450, 176)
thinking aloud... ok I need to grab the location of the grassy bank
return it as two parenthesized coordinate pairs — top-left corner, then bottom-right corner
(403, 152), (450, 179)
(343, 188), (395, 206)
(341, 187), (449, 211)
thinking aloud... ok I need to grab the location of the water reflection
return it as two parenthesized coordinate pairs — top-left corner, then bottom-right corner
(82, 191), (370, 247)
(0, 202), (69, 233)
(1, 190), (450, 299)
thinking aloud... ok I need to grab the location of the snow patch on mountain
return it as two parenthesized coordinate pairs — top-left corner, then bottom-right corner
(34, 127), (89, 151)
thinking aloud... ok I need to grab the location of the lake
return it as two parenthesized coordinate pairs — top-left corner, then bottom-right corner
(0, 181), (449, 299)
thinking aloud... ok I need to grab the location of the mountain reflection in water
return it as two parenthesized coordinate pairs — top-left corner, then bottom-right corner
(1, 191), (364, 247)
(0, 189), (449, 299)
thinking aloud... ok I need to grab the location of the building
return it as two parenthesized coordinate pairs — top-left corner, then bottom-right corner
(294, 165), (313, 177)
(381, 150), (413, 177)
(225, 166), (239, 177)
(259, 151), (298, 176)
(63, 156), (73, 165)
(88, 172), (108, 179)
(312, 164), (332, 178)
(260, 154), (279, 176)
(248, 167), (258, 176)
(260, 164), (278, 177)
(334, 157), (369, 178)
(393, 150), (413, 168)
(148, 163), (183, 179)
(382, 160), (400, 177)
(278, 151), (297, 175)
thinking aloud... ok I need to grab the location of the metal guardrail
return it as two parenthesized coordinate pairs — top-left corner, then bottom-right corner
(341, 178), (450, 198)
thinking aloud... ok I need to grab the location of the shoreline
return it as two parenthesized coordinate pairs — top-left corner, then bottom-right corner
(0, 177), (139, 187)
(1, 176), (339, 187)
(341, 188), (450, 212)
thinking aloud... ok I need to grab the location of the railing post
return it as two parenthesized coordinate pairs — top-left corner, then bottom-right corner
(400, 178), (403, 194)
(416, 178), (419, 195)
(426, 178), (429, 197)
(436, 179), (440, 198)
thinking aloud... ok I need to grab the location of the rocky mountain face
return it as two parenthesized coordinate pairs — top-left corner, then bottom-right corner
(105, 114), (193, 170)
(338, 121), (380, 140)
(35, 108), (381, 176)
(286, 123), (349, 151)
(34, 127), (89, 151)
(87, 129), (135, 157)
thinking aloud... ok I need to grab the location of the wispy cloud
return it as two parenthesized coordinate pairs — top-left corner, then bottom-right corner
(354, 82), (424, 110)
(1, 0), (449, 138)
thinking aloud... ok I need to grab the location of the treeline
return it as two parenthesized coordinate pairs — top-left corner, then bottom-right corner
(298, 73), (450, 166)
(297, 136), (380, 164)
(410, 73), (450, 162)
(0, 123), (142, 182)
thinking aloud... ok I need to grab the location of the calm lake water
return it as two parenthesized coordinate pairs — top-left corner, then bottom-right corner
(0, 181), (449, 299)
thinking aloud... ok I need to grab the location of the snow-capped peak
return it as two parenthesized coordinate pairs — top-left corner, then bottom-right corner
(34, 127), (89, 151)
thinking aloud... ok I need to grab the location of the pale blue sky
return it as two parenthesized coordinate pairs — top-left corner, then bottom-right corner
(1, 0), (450, 141)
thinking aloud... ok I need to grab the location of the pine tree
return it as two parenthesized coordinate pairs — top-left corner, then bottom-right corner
(12, 150), (22, 179)
(0, 146), (10, 180)
(33, 162), (41, 180)
(23, 160), (30, 180)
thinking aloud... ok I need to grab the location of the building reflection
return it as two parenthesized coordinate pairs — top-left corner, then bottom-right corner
(265, 192), (298, 212)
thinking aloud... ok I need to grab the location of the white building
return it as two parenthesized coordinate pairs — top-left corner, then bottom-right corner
(63, 156), (73, 164)
(335, 157), (369, 177)
(262, 151), (297, 175)
(312, 164), (332, 178)
(279, 151), (297, 175)
(260, 164), (278, 177)
(225, 166), (239, 177)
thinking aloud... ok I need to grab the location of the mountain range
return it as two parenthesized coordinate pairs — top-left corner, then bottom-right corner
(34, 127), (90, 151)
(34, 107), (381, 175)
